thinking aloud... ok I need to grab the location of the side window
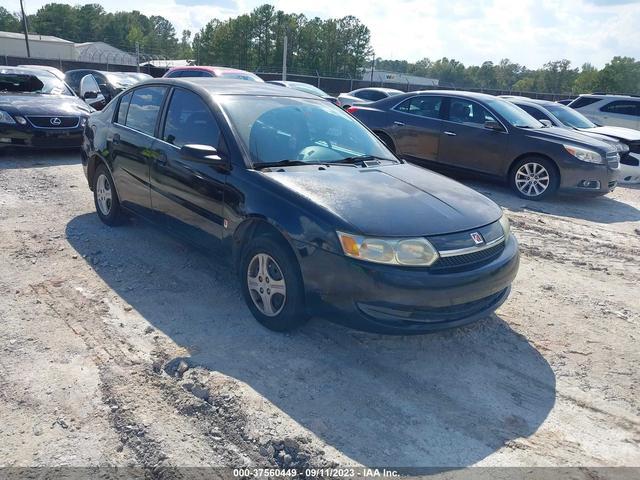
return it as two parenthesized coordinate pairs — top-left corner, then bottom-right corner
(354, 90), (372, 100)
(166, 70), (182, 78)
(368, 91), (386, 101)
(394, 96), (442, 119)
(519, 104), (551, 121)
(448, 98), (497, 126)
(116, 91), (132, 124)
(162, 89), (220, 148)
(125, 86), (167, 136)
(601, 100), (640, 117)
(570, 96), (600, 109)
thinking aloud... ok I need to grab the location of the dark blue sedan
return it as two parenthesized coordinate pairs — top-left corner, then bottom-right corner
(81, 79), (519, 333)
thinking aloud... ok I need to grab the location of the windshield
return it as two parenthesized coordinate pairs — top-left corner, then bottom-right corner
(0, 71), (73, 96)
(220, 96), (396, 165)
(289, 83), (328, 97)
(545, 104), (596, 129)
(485, 98), (542, 128)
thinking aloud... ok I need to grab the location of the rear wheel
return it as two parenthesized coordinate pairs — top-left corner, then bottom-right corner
(240, 235), (308, 332)
(509, 157), (559, 200)
(93, 164), (124, 225)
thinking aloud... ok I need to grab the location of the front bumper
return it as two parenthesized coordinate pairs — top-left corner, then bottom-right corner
(557, 155), (620, 195)
(0, 125), (83, 149)
(297, 234), (520, 333)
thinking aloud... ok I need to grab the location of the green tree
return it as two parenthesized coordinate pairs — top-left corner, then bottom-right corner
(596, 56), (640, 94)
(29, 3), (79, 39)
(573, 63), (600, 94)
(0, 6), (21, 32)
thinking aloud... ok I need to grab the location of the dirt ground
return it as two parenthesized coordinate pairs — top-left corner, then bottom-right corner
(0, 151), (639, 471)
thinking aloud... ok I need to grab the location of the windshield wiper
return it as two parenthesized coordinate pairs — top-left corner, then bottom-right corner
(332, 155), (400, 165)
(252, 159), (328, 170)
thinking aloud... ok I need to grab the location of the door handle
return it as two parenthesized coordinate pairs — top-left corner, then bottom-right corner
(393, 121), (405, 126)
(154, 152), (168, 167)
(112, 133), (120, 145)
(444, 131), (457, 136)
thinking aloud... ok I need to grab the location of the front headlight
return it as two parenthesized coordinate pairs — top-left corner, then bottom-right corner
(337, 231), (439, 266)
(563, 144), (603, 164)
(0, 110), (16, 124)
(616, 142), (629, 154)
(499, 214), (511, 238)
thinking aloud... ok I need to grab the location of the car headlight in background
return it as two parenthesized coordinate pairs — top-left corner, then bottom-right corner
(0, 110), (16, 124)
(563, 145), (603, 164)
(14, 116), (27, 125)
(337, 231), (439, 266)
(499, 214), (511, 238)
(615, 142), (629, 154)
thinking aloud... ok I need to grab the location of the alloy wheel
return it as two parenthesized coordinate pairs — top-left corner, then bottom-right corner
(96, 173), (113, 216)
(246, 253), (287, 317)
(515, 162), (550, 197)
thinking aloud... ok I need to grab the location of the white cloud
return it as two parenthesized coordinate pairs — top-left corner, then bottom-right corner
(17, 0), (640, 67)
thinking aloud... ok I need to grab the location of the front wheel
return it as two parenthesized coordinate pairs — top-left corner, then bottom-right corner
(509, 157), (559, 200)
(240, 236), (308, 332)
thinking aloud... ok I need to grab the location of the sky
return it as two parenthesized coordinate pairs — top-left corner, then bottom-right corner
(13, 0), (640, 68)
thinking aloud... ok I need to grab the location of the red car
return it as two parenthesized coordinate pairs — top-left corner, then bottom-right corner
(163, 66), (263, 82)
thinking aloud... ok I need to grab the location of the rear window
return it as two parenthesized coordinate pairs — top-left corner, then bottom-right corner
(600, 100), (640, 117)
(569, 96), (600, 109)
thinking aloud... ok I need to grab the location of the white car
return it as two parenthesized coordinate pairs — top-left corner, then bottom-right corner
(338, 87), (403, 108)
(568, 94), (640, 130)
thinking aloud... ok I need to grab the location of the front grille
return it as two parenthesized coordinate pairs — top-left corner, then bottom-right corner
(27, 116), (79, 128)
(608, 181), (617, 190)
(431, 241), (505, 273)
(606, 152), (620, 169)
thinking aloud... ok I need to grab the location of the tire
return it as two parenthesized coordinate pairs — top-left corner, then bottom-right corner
(376, 131), (395, 153)
(509, 156), (559, 200)
(240, 235), (308, 332)
(93, 163), (124, 226)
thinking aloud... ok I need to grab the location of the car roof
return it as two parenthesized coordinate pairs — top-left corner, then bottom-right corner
(0, 66), (56, 78)
(167, 65), (253, 74)
(501, 96), (557, 108)
(352, 87), (403, 93)
(577, 93), (640, 100)
(139, 78), (321, 99)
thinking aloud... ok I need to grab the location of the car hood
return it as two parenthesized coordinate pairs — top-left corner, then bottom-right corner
(0, 93), (92, 116)
(526, 126), (614, 151)
(262, 163), (503, 237)
(580, 126), (640, 142)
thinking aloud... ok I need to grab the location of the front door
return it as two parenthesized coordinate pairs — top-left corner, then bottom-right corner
(438, 97), (507, 175)
(149, 87), (227, 248)
(388, 95), (443, 163)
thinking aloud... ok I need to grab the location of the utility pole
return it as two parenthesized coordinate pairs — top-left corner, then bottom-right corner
(135, 42), (140, 73)
(370, 52), (375, 85)
(282, 32), (288, 81)
(19, 0), (31, 58)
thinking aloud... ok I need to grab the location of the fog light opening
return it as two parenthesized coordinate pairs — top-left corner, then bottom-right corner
(578, 180), (600, 189)
(0, 137), (12, 143)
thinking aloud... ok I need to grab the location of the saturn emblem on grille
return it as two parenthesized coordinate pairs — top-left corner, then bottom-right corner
(50, 117), (62, 126)
(470, 232), (484, 245)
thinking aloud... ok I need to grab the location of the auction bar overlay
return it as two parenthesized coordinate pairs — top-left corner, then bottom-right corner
(0, 468), (638, 480)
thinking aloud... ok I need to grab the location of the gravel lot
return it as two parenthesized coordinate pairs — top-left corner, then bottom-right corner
(0, 151), (639, 471)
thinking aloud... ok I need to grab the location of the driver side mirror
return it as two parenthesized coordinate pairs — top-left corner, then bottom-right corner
(83, 91), (98, 99)
(181, 144), (224, 164)
(539, 119), (553, 128)
(484, 120), (504, 132)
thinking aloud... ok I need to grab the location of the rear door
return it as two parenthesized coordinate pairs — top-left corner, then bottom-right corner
(437, 96), (507, 174)
(109, 85), (168, 216)
(149, 87), (227, 248)
(599, 100), (640, 129)
(387, 95), (443, 162)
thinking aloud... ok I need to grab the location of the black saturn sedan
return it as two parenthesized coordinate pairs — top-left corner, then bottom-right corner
(0, 67), (93, 150)
(82, 79), (519, 333)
